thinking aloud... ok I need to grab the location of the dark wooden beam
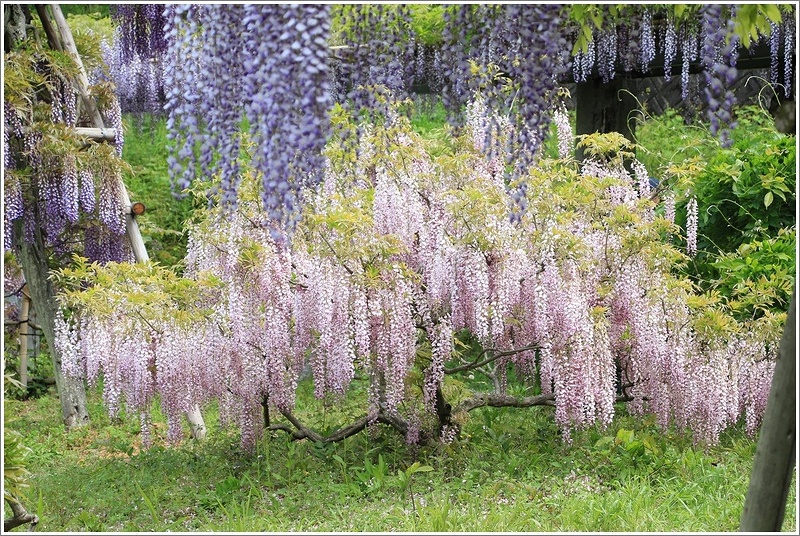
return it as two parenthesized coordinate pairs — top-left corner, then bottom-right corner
(574, 76), (639, 160)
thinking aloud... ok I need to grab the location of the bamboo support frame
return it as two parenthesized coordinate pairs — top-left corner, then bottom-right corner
(49, 4), (149, 264)
(74, 127), (117, 142)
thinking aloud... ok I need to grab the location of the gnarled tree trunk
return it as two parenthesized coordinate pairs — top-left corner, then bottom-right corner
(13, 220), (90, 428)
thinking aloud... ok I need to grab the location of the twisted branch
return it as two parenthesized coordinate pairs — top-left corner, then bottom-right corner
(456, 392), (556, 413)
(4, 496), (39, 532)
(444, 344), (539, 374)
(269, 407), (408, 443)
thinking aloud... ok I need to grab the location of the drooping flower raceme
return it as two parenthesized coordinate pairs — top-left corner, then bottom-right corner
(164, 4), (333, 232)
(686, 196), (698, 257)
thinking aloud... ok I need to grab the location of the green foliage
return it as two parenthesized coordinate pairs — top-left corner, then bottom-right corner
(683, 127), (796, 316)
(4, 350), (55, 401)
(576, 131), (637, 166)
(3, 374), (32, 502)
(53, 256), (221, 327)
(60, 4), (111, 19)
(64, 12), (113, 73)
(591, 426), (663, 484)
(407, 5), (446, 47)
(709, 228), (796, 318)
(408, 97), (456, 157)
(635, 104), (796, 318)
(566, 5), (615, 55)
(732, 3), (786, 48)
(4, 43), (81, 109)
(691, 122), (795, 255)
(330, 4), (412, 47)
(330, 4), (444, 47)
(635, 109), (719, 173)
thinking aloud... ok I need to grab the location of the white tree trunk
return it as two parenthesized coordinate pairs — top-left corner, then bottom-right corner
(185, 405), (207, 440)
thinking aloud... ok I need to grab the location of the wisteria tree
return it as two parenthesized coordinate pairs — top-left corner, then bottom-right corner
(9, 3), (796, 455)
(55, 97), (786, 453)
(3, 4), (135, 427)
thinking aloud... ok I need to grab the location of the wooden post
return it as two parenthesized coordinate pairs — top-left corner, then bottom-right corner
(739, 289), (796, 532)
(48, 4), (207, 440)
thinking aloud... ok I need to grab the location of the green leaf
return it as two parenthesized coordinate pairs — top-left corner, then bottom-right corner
(594, 436), (614, 448)
(764, 191), (773, 208)
(405, 462), (434, 475)
(615, 428), (635, 445)
(762, 4), (783, 24)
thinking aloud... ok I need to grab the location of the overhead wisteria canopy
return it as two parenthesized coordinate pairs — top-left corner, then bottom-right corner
(97, 4), (795, 230)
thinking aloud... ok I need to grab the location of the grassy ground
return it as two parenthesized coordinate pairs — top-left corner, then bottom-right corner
(4, 380), (797, 532)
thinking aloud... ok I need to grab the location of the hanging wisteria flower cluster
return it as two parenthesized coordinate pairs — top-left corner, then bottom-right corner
(332, 5), (416, 115)
(162, 4), (333, 232)
(96, 4), (796, 231)
(55, 100), (783, 450)
(95, 5), (169, 116)
(3, 60), (132, 263)
(569, 5), (795, 147)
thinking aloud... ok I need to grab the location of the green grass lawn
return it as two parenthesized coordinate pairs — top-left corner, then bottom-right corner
(4, 380), (796, 532)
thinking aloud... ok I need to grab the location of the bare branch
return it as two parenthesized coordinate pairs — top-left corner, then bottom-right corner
(445, 344), (539, 374)
(267, 422), (308, 440)
(272, 407), (408, 444)
(277, 408), (325, 442)
(317, 231), (355, 275)
(455, 392), (556, 413)
(4, 496), (39, 532)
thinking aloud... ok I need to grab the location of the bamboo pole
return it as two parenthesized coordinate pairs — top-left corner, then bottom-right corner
(49, 4), (150, 264)
(33, 5), (63, 51)
(74, 127), (118, 142)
